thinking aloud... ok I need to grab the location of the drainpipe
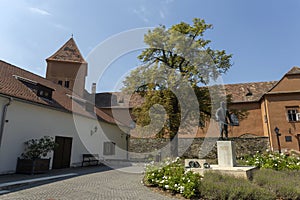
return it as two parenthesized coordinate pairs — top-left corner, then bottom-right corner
(0, 97), (13, 147)
(263, 97), (273, 151)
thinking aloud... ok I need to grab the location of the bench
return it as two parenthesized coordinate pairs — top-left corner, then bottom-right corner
(82, 154), (99, 167)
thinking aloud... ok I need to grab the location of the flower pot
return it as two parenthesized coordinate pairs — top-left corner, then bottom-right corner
(16, 158), (50, 174)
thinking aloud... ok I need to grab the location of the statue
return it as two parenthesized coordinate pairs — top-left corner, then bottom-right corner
(215, 101), (232, 140)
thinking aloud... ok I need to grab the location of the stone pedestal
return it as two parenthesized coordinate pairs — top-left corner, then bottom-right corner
(186, 140), (257, 180)
(217, 141), (236, 167)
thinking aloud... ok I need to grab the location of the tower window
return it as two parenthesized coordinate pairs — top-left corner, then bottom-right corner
(58, 80), (63, 85)
(65, 81), (70, 88)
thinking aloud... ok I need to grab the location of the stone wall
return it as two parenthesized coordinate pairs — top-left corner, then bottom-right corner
(129, 137), (269, 161)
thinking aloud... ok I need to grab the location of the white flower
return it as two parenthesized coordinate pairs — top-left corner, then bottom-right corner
(165, 185), (169, 189)
(179, 186), (185, 193)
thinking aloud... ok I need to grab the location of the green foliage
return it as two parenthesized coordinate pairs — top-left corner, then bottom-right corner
(21, 136), (58, 160)
(253, 169), (300, 200)
(243, 150), (300, 170)
(144, 158), (300, 199)
(144, 157), (202, 198)
(201, 171), (276, 200)
(122, 18), (233, 141)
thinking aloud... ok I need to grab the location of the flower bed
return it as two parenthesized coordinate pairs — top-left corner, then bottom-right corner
(242, 150), (300, 170)
(144, 157), (300, 199)
(144, 157), (201, 198)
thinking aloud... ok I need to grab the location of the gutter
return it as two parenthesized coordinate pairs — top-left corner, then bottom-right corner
(0, 97), (13, 147)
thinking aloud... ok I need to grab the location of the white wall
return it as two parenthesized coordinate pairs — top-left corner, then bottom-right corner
(0, 96), (128, 174)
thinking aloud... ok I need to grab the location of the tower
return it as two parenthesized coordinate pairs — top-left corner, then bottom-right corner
(46, 38), (87, 97)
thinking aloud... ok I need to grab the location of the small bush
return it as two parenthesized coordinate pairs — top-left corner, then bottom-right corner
(144, 157), (202, 199)
(200, 171), (276, 200)
(253, 169), (300, 200)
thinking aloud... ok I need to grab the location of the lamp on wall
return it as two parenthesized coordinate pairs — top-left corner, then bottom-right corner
(90, 126), (98, 136)
(274, 126), (281, 153)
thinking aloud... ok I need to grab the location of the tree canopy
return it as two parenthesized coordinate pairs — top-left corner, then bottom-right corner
(122, 18), (233, 156)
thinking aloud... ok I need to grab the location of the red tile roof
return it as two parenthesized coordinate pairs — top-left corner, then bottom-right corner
(224, 81), (278, 103)
(0, 60), (122, 126)
(46, 38), (86, 63)
(95, 81), (277, 107)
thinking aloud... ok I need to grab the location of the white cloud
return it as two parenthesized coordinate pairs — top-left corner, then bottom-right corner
(28, 7), (51, 16)
(133, 6), (149, 23)
(159, 10), (165, 19)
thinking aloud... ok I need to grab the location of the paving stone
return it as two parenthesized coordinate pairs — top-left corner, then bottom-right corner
(0, 167), (176, 200)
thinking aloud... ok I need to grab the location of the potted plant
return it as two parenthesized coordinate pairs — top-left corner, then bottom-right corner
(16, 136), (58, 174)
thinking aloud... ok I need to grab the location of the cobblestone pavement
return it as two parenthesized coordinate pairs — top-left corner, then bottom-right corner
(0, 166), (176, 200)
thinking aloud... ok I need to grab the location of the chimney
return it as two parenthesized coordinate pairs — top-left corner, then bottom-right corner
(91, 83), (96, 94)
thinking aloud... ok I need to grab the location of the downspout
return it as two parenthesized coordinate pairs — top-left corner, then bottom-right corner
(0, 97), (13, 147)
(263, 97), (273, 151)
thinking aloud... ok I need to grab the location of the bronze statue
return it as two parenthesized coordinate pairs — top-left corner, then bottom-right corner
(215, 101), (232, 140)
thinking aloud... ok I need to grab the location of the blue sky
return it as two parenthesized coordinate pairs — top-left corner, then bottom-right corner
(0, 0), (300, 92)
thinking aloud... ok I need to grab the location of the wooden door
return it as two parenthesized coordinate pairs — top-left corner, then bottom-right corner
(52, 136), (73, 169)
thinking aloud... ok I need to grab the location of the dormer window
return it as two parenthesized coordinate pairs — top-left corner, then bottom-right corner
(246, 88), (253, 96)
(37, 87), (53, 99)
(13, 75), (54, 100)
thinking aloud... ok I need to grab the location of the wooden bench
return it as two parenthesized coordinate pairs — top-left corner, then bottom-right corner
(81, 154), (99, 167)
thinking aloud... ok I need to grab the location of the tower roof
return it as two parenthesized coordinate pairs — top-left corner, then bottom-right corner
(46, 38), (86, 63)
(286, 66), (300, 75)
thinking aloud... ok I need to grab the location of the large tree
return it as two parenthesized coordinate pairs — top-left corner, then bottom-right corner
(123, 18), (232, 156)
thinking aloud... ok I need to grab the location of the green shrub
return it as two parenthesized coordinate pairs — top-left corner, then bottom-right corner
(144, 157), (201, 198)
(253, 169), (300, 200)
(144, 157), (300, 199)
(243, 151), (300, 170)
(200, 171), (276, 200)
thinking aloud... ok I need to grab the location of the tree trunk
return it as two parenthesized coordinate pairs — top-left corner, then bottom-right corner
(169, 95), (180, 158)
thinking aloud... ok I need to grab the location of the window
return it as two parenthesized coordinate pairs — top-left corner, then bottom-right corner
(287, 107), (298, 122)
(58, 80), (63, 85)
(230, 113), (239, 126)
(64, 81), (70, 88)
(14, 75), (53, 100)
(103, 142), (115, 155)
(285, 136), (292, 142)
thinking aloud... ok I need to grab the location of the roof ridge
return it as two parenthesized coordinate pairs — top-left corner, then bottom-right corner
(0, 60), (50, 81)
(0, 60), (78, 96)
(224, 80), (278, 87)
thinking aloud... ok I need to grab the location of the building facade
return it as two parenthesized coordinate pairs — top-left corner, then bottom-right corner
(96, 67), (300, 152)
(196, 67), (300, 152)
(0, 38), (129, 174)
